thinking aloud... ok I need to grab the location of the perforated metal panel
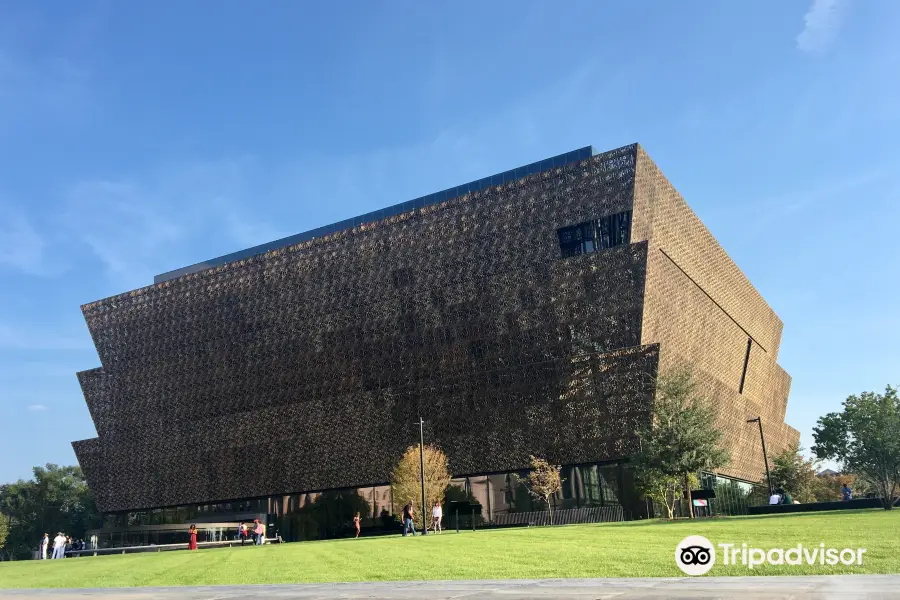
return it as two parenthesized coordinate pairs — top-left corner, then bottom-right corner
(74, 145), (662, 513)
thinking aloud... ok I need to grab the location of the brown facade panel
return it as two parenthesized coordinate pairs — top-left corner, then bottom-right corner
(73, 146), (666, 513)
(633, 148), (799, 484)
(632, 146), (784, 358)
(73, 143), (798, 513)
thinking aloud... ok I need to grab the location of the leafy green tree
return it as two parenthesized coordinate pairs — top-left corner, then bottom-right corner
(633, 368), (730, 518)
(813, 386), (900, 510)
(770, 444), (823, 503)
(636, 469), (697, 519)
(0, 464), (101, 559)
(817, 472), (872, 502)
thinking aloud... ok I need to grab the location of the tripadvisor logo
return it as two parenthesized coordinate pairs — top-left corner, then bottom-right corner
(675, 535), (716, 576)
(675, 536), (867, 575)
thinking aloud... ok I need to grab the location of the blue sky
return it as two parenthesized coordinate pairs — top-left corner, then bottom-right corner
(1, 1), (897, 483)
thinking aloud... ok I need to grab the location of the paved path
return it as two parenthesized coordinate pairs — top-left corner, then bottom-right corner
(3, 576), (898, 599)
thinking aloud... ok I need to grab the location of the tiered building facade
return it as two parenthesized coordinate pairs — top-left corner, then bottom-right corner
(73, 144), (798, 542)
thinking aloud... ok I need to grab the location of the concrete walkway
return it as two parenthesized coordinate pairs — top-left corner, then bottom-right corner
(3, 576), (898, 599)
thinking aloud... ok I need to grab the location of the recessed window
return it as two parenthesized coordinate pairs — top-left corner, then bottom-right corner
(557, 210), (632, 258)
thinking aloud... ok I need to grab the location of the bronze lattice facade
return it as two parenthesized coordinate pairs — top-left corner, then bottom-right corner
(73, 144), (798, 515)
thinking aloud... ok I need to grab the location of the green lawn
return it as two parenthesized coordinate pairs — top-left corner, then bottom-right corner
(1, 510), (897, 588)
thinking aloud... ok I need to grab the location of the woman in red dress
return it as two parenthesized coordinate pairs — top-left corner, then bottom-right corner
(188, 525), (198, 551)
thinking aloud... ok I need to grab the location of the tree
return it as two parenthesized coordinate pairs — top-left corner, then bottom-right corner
(390, 444), (451, 515)
(813, 386), (900, 510)
(633, 368), (730, 518)
(770, 444), (823, 503)
(817, 472), (872, 502)
(0, 464), (101, 559)
(522, 455), (563, 524)
(0, 511), (8, 549)
(636, 469), (697, 519)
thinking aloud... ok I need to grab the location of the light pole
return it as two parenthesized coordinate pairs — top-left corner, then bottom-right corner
(747, 417), (773, 494)
(418, 416), (427, 535)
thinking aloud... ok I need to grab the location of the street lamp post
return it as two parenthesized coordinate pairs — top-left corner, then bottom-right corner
(418, 416), (427, 535)
(747, 417), (773, 494)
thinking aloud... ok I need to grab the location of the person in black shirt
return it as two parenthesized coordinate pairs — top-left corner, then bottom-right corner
(402, 502), (417, 537)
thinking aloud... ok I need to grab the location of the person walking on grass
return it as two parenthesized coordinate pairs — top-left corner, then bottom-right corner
(402, 501), (417, 537)
(432, 501), (443, 534)
(239, 522), (248, 545)
(354, 512), (361, 538)
(254, 519), (264, 545)
(188, 525), (198, 551)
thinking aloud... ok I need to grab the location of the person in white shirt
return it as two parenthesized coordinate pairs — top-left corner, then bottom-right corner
(432, 501), (443, 534)
(769, 492), (781, 505)
(40, 533), (49, 559)
(52, 533), (67, 559)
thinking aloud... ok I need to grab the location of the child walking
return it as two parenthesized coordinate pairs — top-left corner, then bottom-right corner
(432, 501), (442, 534)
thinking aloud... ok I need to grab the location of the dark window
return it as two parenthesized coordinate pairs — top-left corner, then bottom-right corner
(739, 337), (752, 394)
(557, 210), (631, 258)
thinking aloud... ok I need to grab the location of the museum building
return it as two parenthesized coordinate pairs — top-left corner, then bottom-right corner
(73, 143), (799, 545)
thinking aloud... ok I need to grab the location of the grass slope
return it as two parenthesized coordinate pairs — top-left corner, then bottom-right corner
(1, 510), (897, 589)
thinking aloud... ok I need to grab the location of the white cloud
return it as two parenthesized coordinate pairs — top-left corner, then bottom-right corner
(797, 0), (847, 54)
(65, 180), (185, 288)
(27, 404), (48, 412)
(61, 158), (284, 289)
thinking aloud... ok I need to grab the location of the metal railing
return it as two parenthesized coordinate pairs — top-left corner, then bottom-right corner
(491, 505), (624, 526)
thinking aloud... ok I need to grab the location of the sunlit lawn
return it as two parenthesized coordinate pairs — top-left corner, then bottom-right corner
(0, 509), (897, 588)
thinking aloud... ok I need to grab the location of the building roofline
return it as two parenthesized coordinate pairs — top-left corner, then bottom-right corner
(152, 145), (600, 283)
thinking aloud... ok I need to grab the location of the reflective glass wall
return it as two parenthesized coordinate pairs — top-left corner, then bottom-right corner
(100, 460), (630, 544)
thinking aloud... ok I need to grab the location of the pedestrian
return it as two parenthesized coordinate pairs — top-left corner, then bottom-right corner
(188, 525), (198, 551)
(254, 519), (264, 545)
(432, 501), (442, 534)
(353, 512), (361, 538)
(52, 532), (67, 559)
(40, 533), (49, 560)
(768, 490), (781, 505)
(402, 502), (416, 537)
(239, 522), (248, 545)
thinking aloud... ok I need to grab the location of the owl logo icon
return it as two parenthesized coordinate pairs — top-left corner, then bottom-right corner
(675, 535), (716, 575)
